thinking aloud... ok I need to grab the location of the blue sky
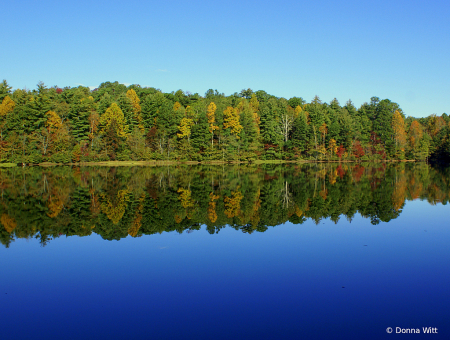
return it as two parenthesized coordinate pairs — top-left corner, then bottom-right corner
(2, 0), (449, 118)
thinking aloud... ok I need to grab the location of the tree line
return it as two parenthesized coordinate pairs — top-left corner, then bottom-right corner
(0, 80), (449, 164)
(1, 163), (448, 247)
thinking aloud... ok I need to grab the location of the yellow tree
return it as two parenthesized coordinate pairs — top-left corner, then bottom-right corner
(328, 138), (337, 158)
(177, 117), (194, 142)
(1, 214), (16, 233)
(101, 190), (129, 224)
(126, 89), (144, 132)
(224, 189), (243, 219)
(100, 103), (128, 138)
(128, 193), (145, 237)
(44, 110), (71, 155)
(223, 107), (242, 137)
(208, 193), (220, 223)
(46, 110), (63, 132)
(0, 95), (15, 116)
(47, 194), (64, 218)
(173, 101), (182, 112)
(392, 110), (406, 154)
(206, 102), (219, 148)
(0, 96), (15, 141)
(392, 171), (407, 211)
(177, 188), (194, 209)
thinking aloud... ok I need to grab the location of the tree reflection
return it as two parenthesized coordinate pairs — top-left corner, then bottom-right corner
(0, 162), (449, 247)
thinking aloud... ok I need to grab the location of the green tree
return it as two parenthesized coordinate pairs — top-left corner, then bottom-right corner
(290, 111), (309, 153)
(0, 80), (12, 102)
(408, 120), (423, 159)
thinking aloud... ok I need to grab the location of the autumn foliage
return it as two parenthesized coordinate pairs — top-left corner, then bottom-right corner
(336, 145), (346, 159)
(0, 79), (447, 164)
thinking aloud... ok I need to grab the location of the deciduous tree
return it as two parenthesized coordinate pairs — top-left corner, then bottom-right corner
(206, 102), (219, 148)
(392, 110), (406, 156)
(100, 103), (128, 138)
(223, 106), (242, 137)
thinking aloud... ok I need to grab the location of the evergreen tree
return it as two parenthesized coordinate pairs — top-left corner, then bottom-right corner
(117, 92), (136, 130)
(0, 80), (12, 102)
(191, 111), (209, 155)
(261, 99), (281, 144)
(291, 112), (309, 152)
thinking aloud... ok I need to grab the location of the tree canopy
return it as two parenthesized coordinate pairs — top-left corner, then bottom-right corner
(0, 79), (448, 164)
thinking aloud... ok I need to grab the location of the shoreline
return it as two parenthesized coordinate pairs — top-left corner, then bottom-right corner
(0, 159), (419, 167)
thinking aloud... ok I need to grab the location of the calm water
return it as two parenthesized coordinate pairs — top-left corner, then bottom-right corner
(0, 163), (449, 339)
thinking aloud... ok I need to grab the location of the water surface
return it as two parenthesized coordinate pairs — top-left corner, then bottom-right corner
(0, 163), (448, 339)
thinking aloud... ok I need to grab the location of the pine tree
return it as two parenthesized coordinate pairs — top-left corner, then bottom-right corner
(291, 111), (309, 152)
(0, 80), (12, 102)
(97, 93), (113, 116)
(30, 82), (52, 132)
(117, 92), (136, 130)
(260, 102), (282, 147)
(191, 111), (209, 155)
(67, 89), (95, 142)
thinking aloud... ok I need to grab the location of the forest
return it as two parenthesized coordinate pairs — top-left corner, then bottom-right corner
(1, 80), (449, 164)
(1, 163), (449, 247)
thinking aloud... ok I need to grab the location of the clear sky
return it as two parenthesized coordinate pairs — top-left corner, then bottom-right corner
(2, 0), (449, 118)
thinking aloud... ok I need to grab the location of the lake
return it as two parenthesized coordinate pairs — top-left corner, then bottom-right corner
(0, 163), (448, 339)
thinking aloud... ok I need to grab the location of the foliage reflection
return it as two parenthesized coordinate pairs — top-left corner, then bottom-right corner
(0, 163), (449, 247)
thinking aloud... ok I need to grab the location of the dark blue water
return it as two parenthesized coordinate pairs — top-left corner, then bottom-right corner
(1, 199), (448, 339)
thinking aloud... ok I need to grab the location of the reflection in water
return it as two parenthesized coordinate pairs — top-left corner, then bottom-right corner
(0, 163), (449, 247)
